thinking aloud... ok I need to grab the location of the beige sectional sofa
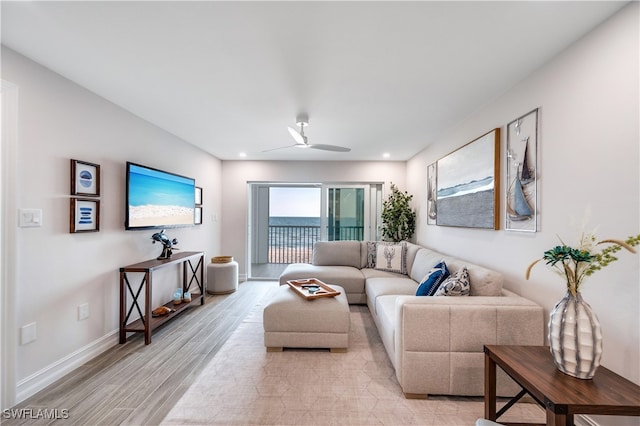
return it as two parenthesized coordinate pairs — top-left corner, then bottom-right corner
(279, 240), (544, 398)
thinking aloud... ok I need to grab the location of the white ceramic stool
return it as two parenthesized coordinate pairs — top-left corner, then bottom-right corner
(206, 260), (238, 294)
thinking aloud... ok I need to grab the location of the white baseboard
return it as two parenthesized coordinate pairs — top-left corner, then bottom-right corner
(239, 273), (248, 282)
(16, 330), (118, 403)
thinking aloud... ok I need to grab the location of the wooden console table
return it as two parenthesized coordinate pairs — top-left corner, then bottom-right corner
(484, 345), (640, 426)
(119, 251), (205, 345)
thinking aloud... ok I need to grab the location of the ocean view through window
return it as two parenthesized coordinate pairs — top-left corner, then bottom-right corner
(268, 187), (321, 264)
(268, 216), (320, 264)
(267, 186), (367, 263)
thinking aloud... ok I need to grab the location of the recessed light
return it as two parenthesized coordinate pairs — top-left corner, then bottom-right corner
(382, 153), (390, 159)
(239, 152), (247, 158)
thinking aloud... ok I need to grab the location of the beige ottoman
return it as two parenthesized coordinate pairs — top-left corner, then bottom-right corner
(263, 284), (350, 352)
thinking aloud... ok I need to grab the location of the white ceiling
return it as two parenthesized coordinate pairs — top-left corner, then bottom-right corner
(1, 1), (628, 161)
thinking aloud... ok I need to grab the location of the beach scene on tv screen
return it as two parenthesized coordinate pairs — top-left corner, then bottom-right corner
(128, 165), (194, 227)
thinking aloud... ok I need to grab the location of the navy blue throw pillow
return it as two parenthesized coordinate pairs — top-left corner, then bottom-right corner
(415, 261), (450, 296)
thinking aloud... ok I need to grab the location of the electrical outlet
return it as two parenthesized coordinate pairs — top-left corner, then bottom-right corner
(78, 303), (89, 321)
(20, 322), (37, 345)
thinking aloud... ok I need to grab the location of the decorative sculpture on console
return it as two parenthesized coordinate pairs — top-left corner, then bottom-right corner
(151, 229), (179, 260)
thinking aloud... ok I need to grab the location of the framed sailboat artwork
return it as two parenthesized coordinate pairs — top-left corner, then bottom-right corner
(506, 108), (538, 232)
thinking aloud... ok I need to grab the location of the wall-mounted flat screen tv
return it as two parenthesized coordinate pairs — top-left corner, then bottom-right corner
(125, 162), (195, 230)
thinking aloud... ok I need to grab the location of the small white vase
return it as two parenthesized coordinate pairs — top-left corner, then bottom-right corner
(548, 291), (603, 379)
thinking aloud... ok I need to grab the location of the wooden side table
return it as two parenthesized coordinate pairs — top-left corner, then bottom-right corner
(484, 345), (640, 426)
(119, 251), (205, 345)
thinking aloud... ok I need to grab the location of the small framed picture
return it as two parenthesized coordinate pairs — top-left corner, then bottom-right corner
(195, 186), (203, 205)
(194, 207), (203, 225)
(70, 198), (100, 233)
(71, 159), (100, 197)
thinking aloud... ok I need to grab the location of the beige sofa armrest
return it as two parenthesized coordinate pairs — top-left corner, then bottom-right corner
(395, 294), (544, 351)
(393, 294), (544, 396)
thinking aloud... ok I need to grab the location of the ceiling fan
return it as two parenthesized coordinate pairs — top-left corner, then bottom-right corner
(263, 114), (351, 153)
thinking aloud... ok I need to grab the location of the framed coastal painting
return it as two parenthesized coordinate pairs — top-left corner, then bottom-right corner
(436, 128), (500, 229)
(426, 162), (437, 225)
(70, 198), (100, 233)
(70, 159), (100, 197)
(506, 108), (538, 232)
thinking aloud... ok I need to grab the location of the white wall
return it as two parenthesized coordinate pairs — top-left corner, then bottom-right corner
(221, 160), (406, 276)
(408, 4), (639, 422)
(1, 47), (222, 403)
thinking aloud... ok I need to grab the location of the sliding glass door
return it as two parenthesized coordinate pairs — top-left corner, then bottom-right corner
(321, 185), (370, 241)
(249, 182), (380, 279)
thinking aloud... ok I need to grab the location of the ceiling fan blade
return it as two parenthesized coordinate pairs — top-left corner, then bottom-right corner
(275, 116), (349, 153)
(287, 126), (306, 145)
(308, 144), (351, 152)
(261, 144), (297, 153)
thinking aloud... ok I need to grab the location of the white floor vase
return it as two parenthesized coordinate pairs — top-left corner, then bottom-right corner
(548, 291), (603, 379)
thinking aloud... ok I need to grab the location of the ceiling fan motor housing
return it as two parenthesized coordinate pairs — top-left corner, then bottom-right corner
(295, 114), (309, 127)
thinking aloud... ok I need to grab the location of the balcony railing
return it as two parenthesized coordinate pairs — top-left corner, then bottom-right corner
(268, 225), (364, 264)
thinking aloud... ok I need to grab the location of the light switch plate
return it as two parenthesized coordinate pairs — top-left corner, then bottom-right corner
(19, 208), (43, 227)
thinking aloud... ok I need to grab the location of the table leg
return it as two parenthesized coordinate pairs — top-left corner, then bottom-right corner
(546, 407), (569, 426)
(199, 255), (205, 304)
(182, 259), (187, 295)
(484, 351), (497, 421)
(144, 272), (152, 345)
(119, 271), (126, 344)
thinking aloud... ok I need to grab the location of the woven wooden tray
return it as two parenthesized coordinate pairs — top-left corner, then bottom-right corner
(286, 278), (341, 300)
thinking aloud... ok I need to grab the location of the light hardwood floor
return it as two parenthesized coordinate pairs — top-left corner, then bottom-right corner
(4, 281), (278, 426)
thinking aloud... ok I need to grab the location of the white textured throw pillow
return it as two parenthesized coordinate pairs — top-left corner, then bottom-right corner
(434, 267), (470, 296)
(374, 242), (407, 274)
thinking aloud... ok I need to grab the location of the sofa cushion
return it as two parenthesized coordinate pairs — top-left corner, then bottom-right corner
(404, 242), (422, 277)
(409, 248), (447, 283)
(374, 242), (407, 274)
(365, 276), (418, 298)
(410, 247), (503, 296)
(361, 268), (407, 280)
(373, 295), (400, 366)
(416, 261), (450, 296)
(434, 267), (470, 296)
(312, 241), (362, 268)
(445, 259), (502, 296)
(365, 276), (417, 315)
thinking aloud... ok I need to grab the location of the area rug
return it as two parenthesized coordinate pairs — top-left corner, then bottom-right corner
(161, 295), (543, 425)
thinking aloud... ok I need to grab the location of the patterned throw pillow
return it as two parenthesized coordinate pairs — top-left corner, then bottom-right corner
(434, 267), (470, 296)
(415, 261), (450, 296)
(366, 241), (377, 268)
(374, 242), (407, 274)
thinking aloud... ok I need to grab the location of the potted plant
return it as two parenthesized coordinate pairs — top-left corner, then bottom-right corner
(381, 183), (416, 242)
